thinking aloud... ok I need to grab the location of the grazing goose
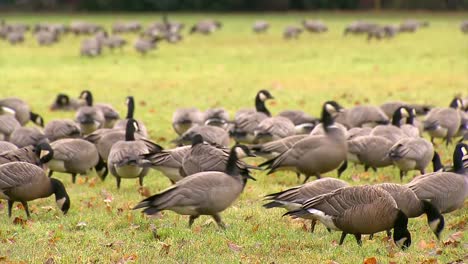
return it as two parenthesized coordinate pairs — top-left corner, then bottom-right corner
(0, 97), (44, 127)
(278, 110), (319, 135)
(0, 141), (17, 153)
(264, 178), (349, 232)
(370, 107), (411, 144)
(302, 20), (328, 33)
(181, 134), (256, 177)
(139, 145), (190, 184)
(79, 90), (120, 128)
(134, 37), (157, 55)
(283, 26), (303, 39)
(189, 20), (222, 35)
(423, 98), (464, 145)
(374, 183), (444, 239)
(380, 101), (431, 118)
(347, 135), (394, 172)
(0, 162), (70, 218)
(113, 96), (148, 137)
(0, 142), (53, 167)
(203, 108), (230, 129)
(250, 135), (308, 160)
(172, 107), (204, 136)
(406, 143), (468, 214)
(346, 127), (372, 140)
(260, 101), (347, 183)
(9, 127), (47, 148)
(44, 119), (81, 142)
(173, 125), (230, 147)
(0, 115), (21, 141)
(133, 144), (255, 229)
(253, 20), (269, 33)
(80, 37), (102, 56)
(75, 91), (105, 135)
(254, 116), (296, 143)
(231, 90), (274, 144)
(50, 93), (82, 111)
(285, 185), (412, 249)
(335, 105), (389, 129)
(388, 137), (434, 181)
(47, 138), (107, 183)
(108, 119), (152, 188)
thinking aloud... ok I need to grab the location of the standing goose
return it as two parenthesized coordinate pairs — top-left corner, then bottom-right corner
(75, 91), (105, 135)
(0, 142), (53, 168)
(113, 96), (148, 137)
(79, 90), (120, 129)
(9, 127), (47, 148)
(108, 119), (153, 188)
(406, 143), (468, 214)
(0, 162), (70, 218)
(173, 125), (230, 147)
(172, 107), (204, 136)
(374, 183), (444, 239)
(259, 101), (347, 183)
(50, 93), (82, 111)
(139, 145), (190, 184)
(0, 115), (21, 141)
(370, 106), (411, 144)
(388, 137), (434, 181)
(264, 178), (349, 232)
(133, 144), (255, 229)
(285, 185), (412, 249)
(423, 98), (464, 145)
(44, 119), (81, 142)
(254, 116), (296, 143)
(0, 97), (44, 127)
(231, 90), (274, 144)
(46, 138), (108, 183)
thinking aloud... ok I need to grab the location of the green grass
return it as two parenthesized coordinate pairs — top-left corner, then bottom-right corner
(0, 12), (467, 263)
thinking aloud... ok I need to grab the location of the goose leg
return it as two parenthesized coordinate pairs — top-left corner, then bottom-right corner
(296, 173), (301, 182)
(339, 232), (348, 245)
(327, 228), (331, 233)
(212, 214), (226, 229)
(337, 161), (348, 178)
(48, 170), (54, 177)
(399, 171), (405, 182)
(371, 167), (377, 173)
(138, 176), (144, 187)
(364, 165), (370, 172)
(71, 174), (77, 184)
(386, 230), (392, 237)
(116, 177), (121, 189)
(7, 200), (13, 218)
(445, 136), (451, 146)
(302, 175), (311, 184)
(188, 215), (200, 227)
(21, 201), (30, 218)
(354, 234), (362, 246)
(369, 233), (374, 240)
(310, 219), (317, 233)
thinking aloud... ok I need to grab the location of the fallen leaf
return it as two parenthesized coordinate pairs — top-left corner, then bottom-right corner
(139, 100), (146, 106)
(138, 187), (151, 197)
(351, 174), (360, 182)
(363, 257), (377, 264)
(13, 217), (27, 226)
(450, 232), (463, 241)
(419, 240), (436, 249)
(252, 224), (259, 233)
(244, 215), (253, 221)
(88, 177), (97, 188)
(41, 206), (55, 212)
(227, 241), (242, 252)
(419, 259), (437, 264)
(44, 257), (55, 264)
(159, 242), (171, 255)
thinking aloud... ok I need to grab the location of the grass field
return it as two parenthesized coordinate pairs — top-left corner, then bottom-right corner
(0, 12), (467, 263)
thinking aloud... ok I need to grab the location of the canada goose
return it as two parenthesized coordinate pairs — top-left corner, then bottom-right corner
(0, 97), (44, 127)
(374, 183), (444, 239)
(8, 127), (47, 148)
(181, 134), (257, 178)
(0, 141), (17, 153)
(388, 137), (434, 181)
(380, 101), (431, 118)
(190, 20), (222, 35)
(44, 119), (81, 142)
(7, 31), (24, 44)
(302, 20), (328, 33)
(278, 110), (319, 135)
(0, 115), (21, 141)
(347, 135), (394, 172)
(264, 178), (349, 232)
(203, 108), (230, 129)
(370, 106), (411, 144)
(285, 185), (412, 249)
(47, 138), (108, 183)
(260, 101), (347, 183)
(172, 107), (204, 136)
(462, 21), (468, 33)
(173, 125), (230, 147)
(424, 98), (464, 145)
(250, 134), (308, 160)
(335, 105), (388, 129)
(0, 142), (53, 168)
(108, 119), (152, 188)
(253, 20), (269, 33)
(254, 116), (296, 143)
(139, 145), (190, 184)
(343, 21), (378, 35)
(35, 30), (58, 46)
(80, 37), (101, 56)
(134, 37), (157, 55)
(400, 108), (421, 138)
(50, 93), (82, 111)
(79, 90), (120, 129)
(113, 96), (148, 137)
(75, 91), (105, 135)
(103, 35), (127, 50)
(0, 162), (70, 218)
(346, 127), (372, 140)
(283, 26), (302, 39)
(231, 90), (274, 144)
(133, 144), (255, 229)
(406, 143), (468, 214)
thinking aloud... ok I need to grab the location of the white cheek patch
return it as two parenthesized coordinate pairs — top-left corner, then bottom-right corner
(461, 147), (467, 156)
(325, 104), (336, 114)
(259, 92), (267, 101)
(56, 197), (66, 209)
(126, 98), (130, 105)
(235, 147), (246, 158)
(429, 219), (440, 232)
(40, 150), (49, 159)
(401, 108), (409, 117)
(133, 122), (139, 131)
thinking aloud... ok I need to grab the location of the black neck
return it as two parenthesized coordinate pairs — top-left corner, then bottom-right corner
(449, 98), (459, 109)
(393, 210), (411, 249)
(51, 178), (68, 200)
(391, 108), (403, 127)
(432, 151), (443, 172)
(226, 147), (240, 176)
(406, 114), (415, 125)
(85, 92), (93, 106)
(125, 119), (136, 141)
(421, 200), (444, 239)
(321, 104), (334, 133)
(255, 95), (270, 117)
(126, 97), (135, 119)
(452, 144), (467, 172)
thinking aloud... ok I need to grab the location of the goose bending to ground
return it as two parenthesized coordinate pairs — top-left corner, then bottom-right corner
(173, 125), (230, 147)
(79, 90), (120, 129)
(75, 91), (105, 135)
(139, 145), (190, 184)
(254, 116), (296, 143)
(260, 101), (347, 183)
(335, 105), (388, 129)
(0, 142), (53, 168)
(0, 97), (44, 127)
(50, 93), (82, 111)
(9, 127), (47, 148)
(0, 162), (70, 218)
(44, 119), (81, 142)
(172, 107), (204, 136)
(278, 110), (318, 135)
(133, 144), (255, 230)
(285, 185), (412, 249)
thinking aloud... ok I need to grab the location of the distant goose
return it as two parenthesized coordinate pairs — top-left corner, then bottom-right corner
(75, 91), (105, 134)
(252, 20), (269, 33)
(278, 110), (319, 135)
(283, 26), (302, 39)
(50, 93), (82, 111)
(190, 20), (222, 35)
(203, 108), (230, 129)
(172, 107), (204, 136)
(79, 91), (120, 129)
(302, 20), (328, 33)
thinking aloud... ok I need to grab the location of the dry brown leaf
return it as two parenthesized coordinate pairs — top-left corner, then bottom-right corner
(138, 186), (151, 197)
(419, 259), (437, 264)
(351, 174), (360, 182)
(227, 241), (242, 252)
(44, 257), (55, 264)
(13, 217), (27, 226)
(88, 177), (97, 188)
(252, 224), (259, 233)
(328, 261), (340, 264)
(139, 100), (146, 107)
(192, 226), (201, 234)
(419, 240), (436, 249)
(159, 242), (171, 255)
(449, 232), (463, 241)
(363, 257), (377, 264)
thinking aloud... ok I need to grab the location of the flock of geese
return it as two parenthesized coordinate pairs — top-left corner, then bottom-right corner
(0, 90), (467, 249)
(1, 18), (467, 56)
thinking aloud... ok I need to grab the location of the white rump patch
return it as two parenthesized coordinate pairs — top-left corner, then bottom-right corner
(306, 208), (339, 230)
